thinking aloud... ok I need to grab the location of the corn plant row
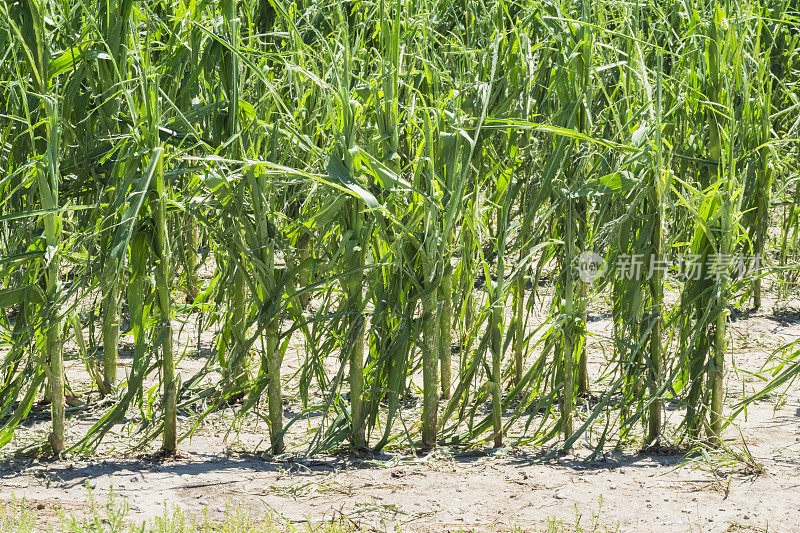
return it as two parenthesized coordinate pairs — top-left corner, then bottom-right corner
(1, 0), (799, 458)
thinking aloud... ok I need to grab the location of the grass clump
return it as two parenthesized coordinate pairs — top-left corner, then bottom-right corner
(0, 494), (354, 533)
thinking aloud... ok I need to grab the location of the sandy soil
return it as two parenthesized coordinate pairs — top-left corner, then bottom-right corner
(1, 290), (800, 532)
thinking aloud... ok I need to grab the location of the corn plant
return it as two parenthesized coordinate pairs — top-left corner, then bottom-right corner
(0, 0), (797, 461)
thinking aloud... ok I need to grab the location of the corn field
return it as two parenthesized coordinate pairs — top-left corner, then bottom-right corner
(1, 0), (800, 459)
